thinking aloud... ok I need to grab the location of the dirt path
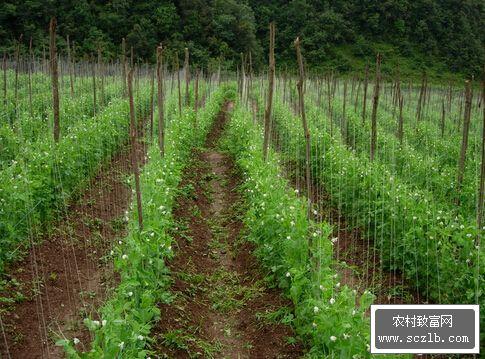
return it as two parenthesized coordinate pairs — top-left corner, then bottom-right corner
(152, 103), (303, 358)
(0, 140), (146, 358)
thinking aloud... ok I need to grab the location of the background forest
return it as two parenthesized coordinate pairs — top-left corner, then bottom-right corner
(0, 0), (483, 79)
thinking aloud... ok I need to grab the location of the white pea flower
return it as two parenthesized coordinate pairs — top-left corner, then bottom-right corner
(313, 306), (319, 313)
(122, 254), (128, 260)
(286, 272), (291, 277)
(330, 336), (337, 342)
(329, 298), (335, 304)
(73, 338), (80, 345)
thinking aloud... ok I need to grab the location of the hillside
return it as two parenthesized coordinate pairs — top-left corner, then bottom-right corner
(0, 0), (483, 78)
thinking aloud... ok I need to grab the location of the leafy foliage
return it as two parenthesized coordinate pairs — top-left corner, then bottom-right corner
(0, 0), (483, 75)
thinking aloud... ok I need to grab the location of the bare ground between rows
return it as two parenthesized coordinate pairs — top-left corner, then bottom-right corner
(151, 102), (303, 358)
(0, 137), (147, 359)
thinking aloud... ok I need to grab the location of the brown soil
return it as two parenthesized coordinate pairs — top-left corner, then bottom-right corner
(0, 139), (147, 359)
(151, 102), (303, 358)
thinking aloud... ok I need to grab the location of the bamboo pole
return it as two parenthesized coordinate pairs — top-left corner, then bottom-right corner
(50, 18), (60, 143)
(263, 22), (275, 161)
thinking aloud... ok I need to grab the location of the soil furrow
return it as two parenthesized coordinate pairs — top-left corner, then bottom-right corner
(0, 139), (147, 358)
(152, 103), (303, 358)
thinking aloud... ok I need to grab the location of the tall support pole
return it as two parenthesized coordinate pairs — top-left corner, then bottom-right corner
(149, 67), (155, 141)
(175, 52), (181, 115)
(127, 68), (143, 230)
(50, 18), (60, 143)
(2, 53), (6, 107)
(294, 37), (312, 219)
(13, 34), (22, 125)
(263, 22), (275, 161)
(28, 37), (33, 117)
(194, 68), (199, 128)
(397, 94), (404, 145)
(67, 35), (74, 97)
(156, 46), (165, 157)
(362, 64), (369, 124)
(121, 38), (127, 96)
(184, 47), (190, 106)
(456, 80), (473, 204)
(370, 53), (382, 162)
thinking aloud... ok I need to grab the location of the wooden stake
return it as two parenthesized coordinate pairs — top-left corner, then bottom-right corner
(440, 99), (446, 138)
(98, 47), (105, 105)
(50, 18), (60, 143)
(91, 56), (96, 116)
(194, 68), (199, 127)
(362, 64), (369, 124)
(2, 53), (6, 107)
(342, 78), (348, 144)
(477, 74), (485, 249)
(175, 52), (181, 115)
(28, 37), (33, 117)
(370, 53), (382, 162)
(397, 94), (404, 145)
(149, 68), (155, 141)
(294, 37), (312, 219)
(13, 34), (22, 125)
(263, 22), (275, 161)
(456, 80), (473, 203)
(184, 47), (190, 106)
(416, 71), (426, 125)
(67, 35), (74, 96)
(156, 46), (165, 157)
(127, 68), (143, 230)
(121, 38), (127, 96)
